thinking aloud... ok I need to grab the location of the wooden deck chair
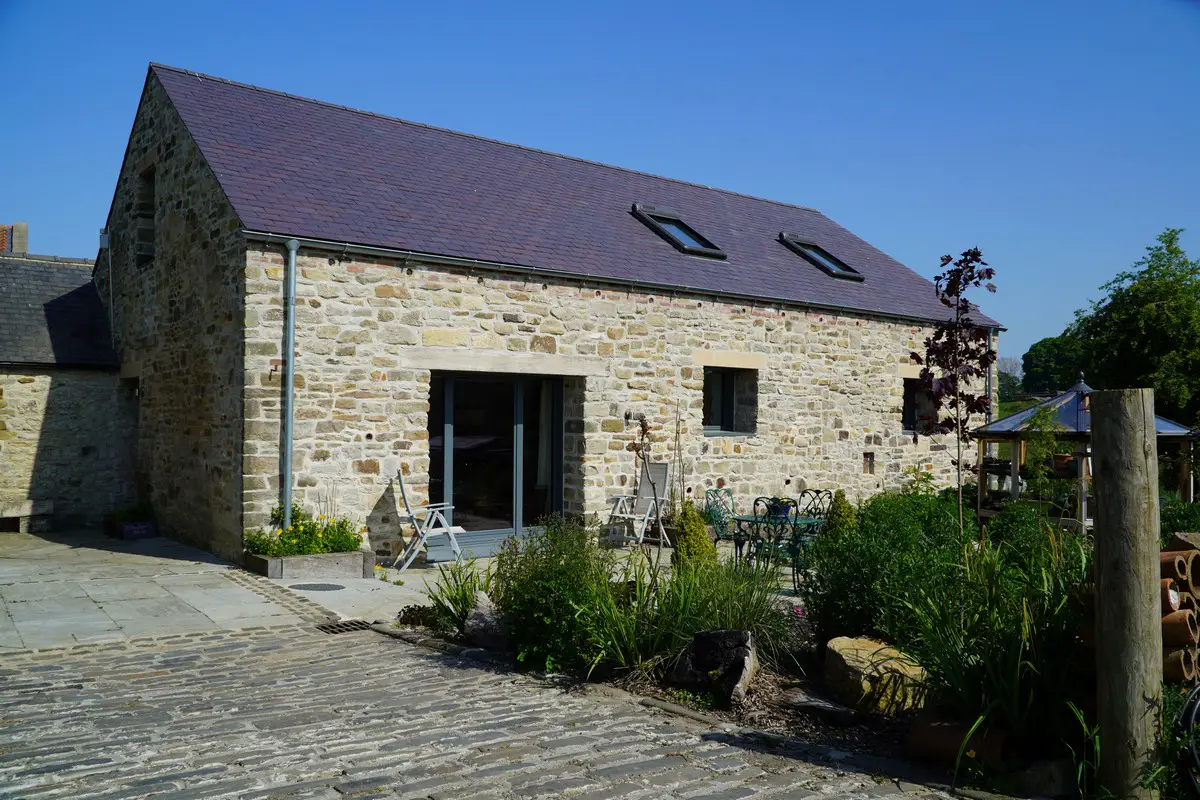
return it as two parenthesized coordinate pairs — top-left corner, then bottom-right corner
(392, 470), (465, 572)
(607, 460), (672, 546)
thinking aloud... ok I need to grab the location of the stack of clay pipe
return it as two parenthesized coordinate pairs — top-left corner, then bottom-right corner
(1160, 546), (1200, 683)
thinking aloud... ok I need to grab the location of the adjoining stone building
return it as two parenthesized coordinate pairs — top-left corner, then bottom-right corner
(0, 246), (137, 531)
(95, 64), (1001, 562)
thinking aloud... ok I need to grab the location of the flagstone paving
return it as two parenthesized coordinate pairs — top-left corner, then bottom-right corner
(0, 624), (953, 800)
(0, 532), (332, 650)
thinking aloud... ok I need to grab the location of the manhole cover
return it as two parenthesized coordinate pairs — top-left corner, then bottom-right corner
(288, 583), (345, 591)
(316, 620), (372, 635)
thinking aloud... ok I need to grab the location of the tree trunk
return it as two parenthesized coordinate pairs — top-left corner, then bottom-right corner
(1093, 388), (1162, 800)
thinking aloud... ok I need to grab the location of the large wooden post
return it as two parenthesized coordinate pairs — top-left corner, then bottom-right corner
(1093, 389), (1162, 800)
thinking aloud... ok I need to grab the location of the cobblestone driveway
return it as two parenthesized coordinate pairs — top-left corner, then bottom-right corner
(0, 626), (952, 800)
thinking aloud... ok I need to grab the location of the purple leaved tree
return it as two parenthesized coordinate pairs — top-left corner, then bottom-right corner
(911, 248), (997, 537)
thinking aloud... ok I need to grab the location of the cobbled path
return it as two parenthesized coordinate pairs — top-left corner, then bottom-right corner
(0, 626), (953, 800)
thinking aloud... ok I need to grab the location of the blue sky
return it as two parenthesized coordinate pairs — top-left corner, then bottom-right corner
(2, 0), (1197, 359)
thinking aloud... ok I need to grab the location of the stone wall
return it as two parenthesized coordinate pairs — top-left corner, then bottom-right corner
(242, 244), (996, 556)
(93, 74), (246, 559)
(0, 367), (137, 528)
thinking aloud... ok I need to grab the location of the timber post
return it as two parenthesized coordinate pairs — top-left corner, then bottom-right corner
(1093, 388), (1162, 800)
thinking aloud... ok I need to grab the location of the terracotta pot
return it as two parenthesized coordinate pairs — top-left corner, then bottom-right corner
(1179, 592), (1198, 617)
(1163, 579), (1181, 613)
(907, 718), (1007, 768)
(1161, 552), (1188, 582)
(1165, 648), (1196, 683)
(1185, 551), (1200, 598)
(1163, 609), (1199, 647)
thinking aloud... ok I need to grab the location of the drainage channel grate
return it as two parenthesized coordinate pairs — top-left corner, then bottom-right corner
(288, 583), (345, 591)
(316, 619), (373, 635)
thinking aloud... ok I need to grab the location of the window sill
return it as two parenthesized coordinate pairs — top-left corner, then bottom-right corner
(704, 429), (756, 438)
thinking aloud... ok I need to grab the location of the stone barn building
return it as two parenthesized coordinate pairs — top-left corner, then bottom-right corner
(0, 247), (136, 532)
(95, 64), (1000, 561)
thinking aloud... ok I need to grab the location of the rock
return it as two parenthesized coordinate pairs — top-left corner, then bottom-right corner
(780, 688), (860, 726)
(668, 629), (759, 708)
(824, 637), (926, 714)
(1013, 758), (1077, 798)
(463, 591), (508, 651)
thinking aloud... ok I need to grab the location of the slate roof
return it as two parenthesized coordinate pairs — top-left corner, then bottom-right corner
(151, 64), (1000, 327)
(0, 255), (118, 369)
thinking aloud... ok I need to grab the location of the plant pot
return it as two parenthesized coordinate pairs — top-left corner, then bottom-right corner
(766, 502), (790, 518)
(244, 549), (374, 579)
(907, 717), (1007, 768)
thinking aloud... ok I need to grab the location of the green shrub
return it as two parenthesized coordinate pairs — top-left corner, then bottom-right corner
(574, 553), (792, 678)
(396, 603), (449, 630)
(1162, 500), (1200, 549)
(492, 515), (609, 673)
(899, 503), (1092, 759)
(243, 503), (364, 556)
(822, 490), (856, 539)
(671, 500), (717, 569)
(798, 491), (969, 643)
(427, 558), (493, 634)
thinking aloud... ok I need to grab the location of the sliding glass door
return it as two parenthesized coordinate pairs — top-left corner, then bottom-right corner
(428, 374), (563, 556)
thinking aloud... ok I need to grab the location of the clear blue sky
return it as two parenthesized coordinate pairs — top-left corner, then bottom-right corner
(3, 0), (1198, 359)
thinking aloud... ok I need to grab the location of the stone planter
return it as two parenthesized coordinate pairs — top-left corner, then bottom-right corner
(244, 549), (375, 580)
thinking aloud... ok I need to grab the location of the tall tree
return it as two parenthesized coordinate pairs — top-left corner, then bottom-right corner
(1074, 228), (1200, 424)
(1022, 333), (1083, 394)
(912, 248), (997, 536)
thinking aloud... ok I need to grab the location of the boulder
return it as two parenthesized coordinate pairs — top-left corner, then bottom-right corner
(463, 591), (508, 651)
(668, 629), (759, 708)
(824, 636), (926, 714)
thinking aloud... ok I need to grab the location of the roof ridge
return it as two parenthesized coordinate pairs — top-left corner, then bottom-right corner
(150, 63), (823, 216)
(0, 253), (93, 266)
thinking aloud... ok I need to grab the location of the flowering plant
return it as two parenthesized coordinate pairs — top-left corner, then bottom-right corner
(244, 503), (363, 557)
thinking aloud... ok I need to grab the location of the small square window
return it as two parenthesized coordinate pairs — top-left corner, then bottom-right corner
(703, 367), (757, 435)
(779, 233), (863, 281)
(633, 203), (726, 259)
(902, 378), (936, 434)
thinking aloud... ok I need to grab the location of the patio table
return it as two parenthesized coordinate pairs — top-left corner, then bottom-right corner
(731, 513), (821, 559)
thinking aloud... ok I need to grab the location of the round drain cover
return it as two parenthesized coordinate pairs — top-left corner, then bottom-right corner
(288, 583), (345, 591)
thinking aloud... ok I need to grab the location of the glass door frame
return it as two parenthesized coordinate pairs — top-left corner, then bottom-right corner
(436, 373), (564, 536)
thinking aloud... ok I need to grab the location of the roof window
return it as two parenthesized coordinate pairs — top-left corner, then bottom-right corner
(633, 203), (726, 259)
(779, 233), (863, 281)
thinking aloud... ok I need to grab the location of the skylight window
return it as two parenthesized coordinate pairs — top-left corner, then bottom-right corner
(632, 203), (726, 259)
(778, 233), (864, 281)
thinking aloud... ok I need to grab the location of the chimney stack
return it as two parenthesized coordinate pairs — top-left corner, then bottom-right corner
(11, 222), (28, 253)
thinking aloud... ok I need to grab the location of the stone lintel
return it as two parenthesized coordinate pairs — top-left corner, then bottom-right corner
(692, 349), (767, 370)
(399, 348), (608, 377)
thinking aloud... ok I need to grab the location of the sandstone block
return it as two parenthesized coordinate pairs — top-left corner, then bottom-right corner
(824, 637), (926, 714)
(423, 329), (468, 347)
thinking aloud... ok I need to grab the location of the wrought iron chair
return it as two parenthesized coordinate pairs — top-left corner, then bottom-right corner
(704, 488), (735, 544)
(745, 496), (797, 563)
(788, 489), (834, 592)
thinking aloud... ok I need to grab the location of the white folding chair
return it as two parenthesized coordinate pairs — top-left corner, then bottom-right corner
(607, 460), (672, 546)
(392, 470), (465, 572)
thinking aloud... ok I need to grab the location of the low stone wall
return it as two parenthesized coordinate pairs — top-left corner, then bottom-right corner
(0, 367), (137, 529)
